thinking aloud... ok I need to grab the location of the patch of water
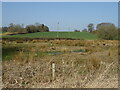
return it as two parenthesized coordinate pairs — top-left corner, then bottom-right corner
(47, 49), (86, 55)
(47, 51), (64, 55)
(73, 49), (86, 53)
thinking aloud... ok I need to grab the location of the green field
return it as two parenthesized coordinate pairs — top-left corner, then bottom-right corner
(2, 32), (98, 40)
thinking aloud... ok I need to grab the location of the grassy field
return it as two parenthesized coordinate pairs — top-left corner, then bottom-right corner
(2, 40), (118, 88)
(2, 32), (98, 40)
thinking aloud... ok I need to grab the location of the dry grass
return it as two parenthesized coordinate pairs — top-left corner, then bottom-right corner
(2, 40), (118, 88)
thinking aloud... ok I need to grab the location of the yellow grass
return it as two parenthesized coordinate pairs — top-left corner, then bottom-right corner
(2, 40), (118, 88)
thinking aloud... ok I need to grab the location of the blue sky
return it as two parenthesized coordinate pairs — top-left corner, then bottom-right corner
(0, 2), (2, 27)
(2, 2), (118, 31)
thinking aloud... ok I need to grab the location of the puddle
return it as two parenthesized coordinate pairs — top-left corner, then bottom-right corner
(47, 51), (64, 55)
(47, 49), (87, 55)
(73, 49), (86, 53)
(47, 49), (86, 55)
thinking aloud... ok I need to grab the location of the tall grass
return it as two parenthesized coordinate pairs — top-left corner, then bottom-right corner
(2, 40), (118, 88)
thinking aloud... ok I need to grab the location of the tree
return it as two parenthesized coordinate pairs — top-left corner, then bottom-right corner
(82, 28), (87, 32)
(8, 23), (26, 33)
(5, 23), (49, 33)
(2, 27), (8, 32)
(41, 24), (47, 32)
(18, 27), (27, 33)
(26, 25), (37, 33)
(88, 23), (94, 32)
(96, 23), (114, 30)
(35, 22), (40, 32)
(34, 23), (49, 32)
(96, 23), (118, 40)
(8, 23), (16, 32)
(74, 30), (80, 32)
(37, 24), (49, 32)
(15, 24), (23, 33)
(43, 25), (49, 32)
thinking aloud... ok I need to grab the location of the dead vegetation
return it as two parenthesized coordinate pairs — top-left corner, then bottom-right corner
(2, 40), (118, 88)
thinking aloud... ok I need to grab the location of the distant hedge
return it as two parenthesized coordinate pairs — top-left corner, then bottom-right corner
(2, 23), (49, 34)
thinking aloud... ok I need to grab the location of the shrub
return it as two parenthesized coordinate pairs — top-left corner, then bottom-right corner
(96, 23), (118, 40)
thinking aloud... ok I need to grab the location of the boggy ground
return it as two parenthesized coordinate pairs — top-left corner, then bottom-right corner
(2, 40), (118, 88)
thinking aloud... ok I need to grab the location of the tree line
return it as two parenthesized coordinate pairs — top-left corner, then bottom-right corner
(81, 23), (119, 40)
(2, 22), (119, 40)
(2, 23), (49, 33)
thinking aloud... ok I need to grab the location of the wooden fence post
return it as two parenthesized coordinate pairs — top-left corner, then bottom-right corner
(52, 62), (55, 81)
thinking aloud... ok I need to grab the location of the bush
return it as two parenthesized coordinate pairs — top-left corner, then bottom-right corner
(96, 24), (118, 40)
(74, 30), (80, 32)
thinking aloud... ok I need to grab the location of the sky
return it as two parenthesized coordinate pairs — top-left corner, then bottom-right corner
(2, 2), (118, 31)
(0, 1), (2, 27)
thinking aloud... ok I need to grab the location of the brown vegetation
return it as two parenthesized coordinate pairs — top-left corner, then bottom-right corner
(2, 40), (118, 88)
